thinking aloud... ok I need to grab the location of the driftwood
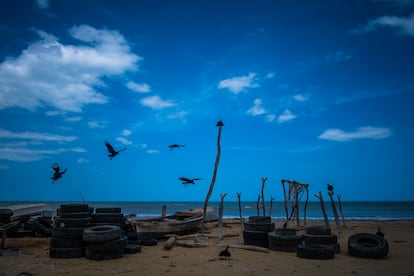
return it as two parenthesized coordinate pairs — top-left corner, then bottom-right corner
(261, 177), (268, 216)
(174, 241), (268, 253)
(236, 193), (243, 231)
(165, 233), (239, 240)
(164, 236), (176, 250)
(315, 192), (330, 227)
(337, 194), (347, 228)
(202, 121), (223, 232)
(328, 191), (341, 238)
(256, 194), (260, 216)
(218, 193), (227, 239)
(269, 196), (275, 217)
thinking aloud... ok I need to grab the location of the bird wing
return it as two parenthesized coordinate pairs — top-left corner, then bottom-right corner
(118, 147), (127, 152)
(105, 141), (116, 154)
(179, 177), (190, 182)
(193, 178), (202, 181)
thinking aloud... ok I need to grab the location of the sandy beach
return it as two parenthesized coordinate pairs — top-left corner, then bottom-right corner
(1, 220), (413, 276)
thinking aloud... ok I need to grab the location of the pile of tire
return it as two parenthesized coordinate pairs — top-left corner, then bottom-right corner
(297, 225), (338, 260)
(83, 225), (128, 260)
(268, 227), (302, 252)
(92, 207), (124, 227)
(49, 203), (92, 258)
(348, 233), (388, 259)
(243, 216), (275, 248)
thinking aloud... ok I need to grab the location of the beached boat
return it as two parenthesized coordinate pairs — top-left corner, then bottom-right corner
(133, 212), (203, 239)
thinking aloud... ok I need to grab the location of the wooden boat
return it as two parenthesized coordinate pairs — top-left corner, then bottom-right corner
(133, 212), (203, 239)
(2, 203), (52, 221)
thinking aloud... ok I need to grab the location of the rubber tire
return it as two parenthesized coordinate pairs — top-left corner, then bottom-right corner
(50, 237), (87, 248)
(59, 212), (91, 219)
(348, 233), (388, 259)
(268, 233), (302, 252)
(243, 230), (269, 248)
(297, 244), (335, 260)
(95, 207), (122, 214)
(85, 248), (124, 261)
(140, 238), (158, 246)
(60, 204), (89, 213)
(49, 247), (86, 258)
(305, 226), (332, 235)
(33, 217), (52, 237)
(83, 225), (122, 243)
(248, 216), (271, 224)
(87, 236), (128, 251)
(125, 244), (141, 254)
(54, 217), (92, 228)
(92, 213), (124, 224)
(274, 228), (297, 236)
(243, 222), (275, 233)
(302, 234), (338, 245)
(52, 227), (84, 239)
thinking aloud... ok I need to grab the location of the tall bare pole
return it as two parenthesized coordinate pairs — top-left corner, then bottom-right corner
(315, 192), (330, 227)
(218, 193), (227, 239)
(261, 177), (268, 216)
(281, 179), (289, 222)
(202, 120), (223, 232)
(236, 193), (243, 231)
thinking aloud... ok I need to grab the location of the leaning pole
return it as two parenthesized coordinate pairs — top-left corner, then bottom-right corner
(202, 120), (223, 232)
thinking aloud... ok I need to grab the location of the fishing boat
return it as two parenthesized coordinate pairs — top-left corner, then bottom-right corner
(133, 212), (204, 239)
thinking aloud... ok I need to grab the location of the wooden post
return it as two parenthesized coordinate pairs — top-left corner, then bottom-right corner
(218, 193), (227, 239)
(202, 121), (223, 233)
(269, 196), (275, 217)
(236, 193), (243, 231)
(281, 179), (289, 222)
(256, 194), (261, 216)
(303, 184), (309, 226)
(261, 177), (268, 216)
(328, 191), (341, 238)
(294, 181), (300, 226)
(162, 205), (167, 217)
(315, 192), (330, 227)
(337, 194), (347, 228)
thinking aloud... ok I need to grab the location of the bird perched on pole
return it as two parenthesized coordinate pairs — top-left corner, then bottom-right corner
(105, 141), (127, 160)
(327, 184), (334, 192)
(51, 163), (67, 182)
(219, 245), (231, 258)
(179, 177), (202, 186)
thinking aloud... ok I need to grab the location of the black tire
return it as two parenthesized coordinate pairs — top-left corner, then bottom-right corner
(302, 234), (338, 245)
(59, 212), (91, 219)
(85, 248), (124, 261)
(348, 233), (388, 259)
(140, 238), (158, 246)
(54, 217), (92, 228)
(49, 247), (86, 258)
(87, 236), (128, 251)
(50, 237), (87, 248)
(268, 232), (302, 252)
(33, 217), (52, 237)
(60, 204), (89, 213)
(297, 244), (335, 260)
(243, 222), (275, 233)
(83, 225), (122, 243)
(125, 244), (141, 254)
(95, 207), (122, 214)
(248, 216), (271, 224)
(274, 228), (297, 236)
(243, 230), (269, 248)
(92, 213), (124, 224)
(52, 227), (84, 239)
(126, 231), (139, 241)
(305, 226), (332, 235)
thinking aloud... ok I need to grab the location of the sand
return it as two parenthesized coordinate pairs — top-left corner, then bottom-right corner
(1, 220), (413, 276)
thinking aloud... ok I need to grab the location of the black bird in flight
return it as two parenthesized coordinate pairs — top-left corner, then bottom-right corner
(179, 177), (202, 186)
(105, 141), (127, 160)
(168, 144), (185, 151)
(376, 227), (385, 238)
(219, 245), (231, 258)
(51, 163), (67, 182)
(327, 184), (334, 192)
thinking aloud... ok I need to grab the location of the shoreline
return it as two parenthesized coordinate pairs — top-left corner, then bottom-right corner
(1, 219), (414, 275)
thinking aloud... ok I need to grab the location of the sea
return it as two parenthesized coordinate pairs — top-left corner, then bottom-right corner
(1, 201), (414, 221)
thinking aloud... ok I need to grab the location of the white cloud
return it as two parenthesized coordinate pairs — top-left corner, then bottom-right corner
(35, 0), (49, 10)
(325, 51), (352, 62)
(352, 13), (414, 35)
(140, 95), (175, 109)
(122, 129), (132, 136)
(77, 158), (90, 164)
(265, 72), (275, 79)
(146, 149), (159, 154)
(88, 121), (108, 129)
(167, 111), (188, 121)
(266, 114), (276, 122)
(247, 98), (266, 116)
(116, 136), (132, 145)
(64, 116), (82, 122)
(318, 126), (393, 142)
(218, 72), (259, 94)
(0, 25), (141, 112)
(127, 81), (151, 93)
(277, 109), (296, 123)
(293, 94), (309, 102)
(0, 128), (77, 142)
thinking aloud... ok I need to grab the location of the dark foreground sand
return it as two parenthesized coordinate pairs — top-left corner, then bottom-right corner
(1, 220), (413, 276)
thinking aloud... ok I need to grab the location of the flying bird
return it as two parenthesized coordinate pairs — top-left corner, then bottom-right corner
(168, 144), (185, 151)
(219, 245), (231, 258)
(376, 227), (385, 238)
(179, 177), (202, 186)
(327, 184), (334, 192)
(51, 163), (67, 182)
(105, 141), (127, 160)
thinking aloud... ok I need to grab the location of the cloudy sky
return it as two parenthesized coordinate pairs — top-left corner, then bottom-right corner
(0, 0), (413, 202)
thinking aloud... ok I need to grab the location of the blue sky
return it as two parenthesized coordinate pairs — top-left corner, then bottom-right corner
(1, 0), (413, 202)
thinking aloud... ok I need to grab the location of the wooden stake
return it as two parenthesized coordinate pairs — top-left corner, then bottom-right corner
(269, 196), (275, 217)
(256, 194), (261, 216)
(261, 177), (268, 216)
(218, 193), (227, 239)
(281, 179), (289, 222)
(328, 191), (341, 238)
(337, 194), (347, 228)
(236, 192), (243, 231)
(315, 192), (330, 227)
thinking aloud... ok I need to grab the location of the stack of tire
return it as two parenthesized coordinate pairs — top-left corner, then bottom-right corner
(243, 216), (275, 248)
(297, 225), (338, 260)
(92, 207), (124, 227)
(268, 227), (302, 252)
(49, 203), (92, 258)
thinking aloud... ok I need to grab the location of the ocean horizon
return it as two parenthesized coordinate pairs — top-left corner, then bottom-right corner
(1, 200), (414, 221)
